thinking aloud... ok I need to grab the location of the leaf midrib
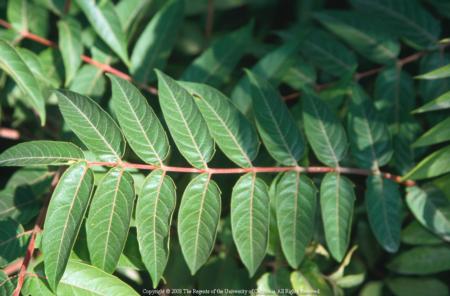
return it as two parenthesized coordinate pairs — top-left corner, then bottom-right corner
(193, 174), (211, 270)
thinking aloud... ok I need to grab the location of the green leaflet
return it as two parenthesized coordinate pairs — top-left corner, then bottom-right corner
(281, 57), (317, 91)
(109, 75), (170, 166)
(44, 260), (139, 295)
(7, 0), (48, 36)
(246, 70), (305, 166)
(387, 277), (449, 296)
(43, 162), (94, 291)
(418, 53), (450, 104)
(231, 173), (269, 276)
(55, 90), (126, 162)
(276, 172), (317, 268)
(402, 221), (443, 246)
(0, 186), (40, 224)
(0, 270), (15, 296)
(320, 173), (355, 262)
(403, 146), (450, 180)
(413, 90), (450, 113)
(76, 0), (129, 65)
(406, 185), (450, 242)
(413, 117), (450, 147)
(315, 11), (399, 64)
(347, 85), (393, 170)
(302, 90), (348, 167)
(58, 18), (83, 86)
(230, 40), (301, 116)
(181, 22), (253, 87)
(0, 40), (46, 125)
(365, 175), (401, 253)
(181, 82), (260, 168)
(0, 219), (29, 268)
(350, 0), (440, 49)
(131, 0), (184, 83)
(416, 63), (450, 80)
(156, 70), (214, 169)
(86, 167), (135, 273)
(136, 170), (176, 287)
(300, 28), (357, 77)
(0, 141), (84, 166)
(70, 64), (106, 98)
(388, 246), (450, 275)
(115, 0), (153, 32)
(178, 173), (221, 275)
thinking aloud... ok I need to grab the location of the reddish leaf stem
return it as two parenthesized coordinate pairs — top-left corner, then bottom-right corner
(12, 170), (61, 296)
(87, 161), (415, 186)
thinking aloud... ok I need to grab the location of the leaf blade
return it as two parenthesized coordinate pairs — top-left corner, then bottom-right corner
(178, 173), (221, 275)
(136, 170), (176, 287)
(57, 18), (83, 86)
(43, 162), (94, 290)
(86, 168), (135, 273)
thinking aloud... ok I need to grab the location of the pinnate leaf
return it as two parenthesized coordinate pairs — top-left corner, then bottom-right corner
(76, 0), (129, 65)
(302, 90), (348, 167)
(181, 82), (259, 168)
(156, 70), (214, 169)
(55, 90), (126, 162)
(86, 167), (135, 273)
(109, 75), (170, 166)
(320, 173), (355, 262)
(136, 170), (176, 287)
(246, 70), (305, 166)
(347, 85), (393, 170)
(277, 172), (317, 268)
(0, 141), (84, 167)
(0, 40), (46, 125)
(178, 173), (221, 275)
(131, 0), (184, 83)
(365, 175), (401, 252)
(231, 173), (269, 276)
(43, 162), (94, 290)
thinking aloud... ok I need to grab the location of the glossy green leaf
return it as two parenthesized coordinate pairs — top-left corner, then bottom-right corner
(351, 0), (440, 49)
(136, 170), (176, 287)
(156, 70), (214, 169)
(0, 40), (46, 125)
(181, 22), (253, 87)
(246, 70), (305, 165)
(418, 53), (450, 107)
(302, 90), (348, 167)
(277, 172), (317, 268)
(413, 90), (450, 113)
(230, 40), (301, 116)
(388, 246), (450, 275)
(365, 175), (401, 252)
(416, 64), (450, 80)
(347, 85), (393, 170)
(86, 167), (135, 273)
(43, 162), (94, 290)
(131, 0), (184, 83)
(115, 0), (153, 32)
(315, 11), (399, 64)
(76, 0), (129, 65)
(109, 75), (170, 166)
(0, 141), (84, 167)
(231, 173), (269, 276)
(178, 173), (221, 275)
(413, 117), (450, 147)
(58, 260), (139, 295)
(58, 18), (83, 86)
(181, 82), (259, 168)
(320, 173), (355, 262)
(55, 90), (126, 162)
(0, 219), (28, 268)
(403, 146), (450, 180)
(406, 185), (450, 242)
(387, 277), (449, 296)
(300, 28), (357, 77)
(401, 221), (443, 246)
